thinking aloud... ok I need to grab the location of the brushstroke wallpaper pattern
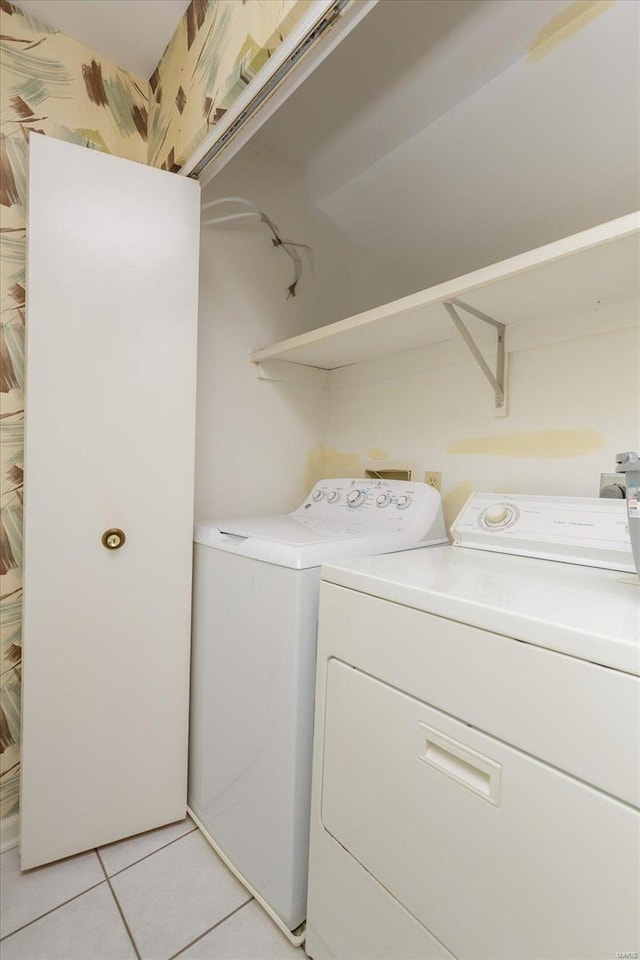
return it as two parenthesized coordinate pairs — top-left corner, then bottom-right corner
(0, 0), (312, 824)
(148, 0), (311, 172)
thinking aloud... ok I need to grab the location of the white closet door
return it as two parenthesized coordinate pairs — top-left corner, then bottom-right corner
(20, 134), (200, 868)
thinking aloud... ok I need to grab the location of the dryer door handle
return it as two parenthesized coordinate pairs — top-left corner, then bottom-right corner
(418, 722), (501, 805)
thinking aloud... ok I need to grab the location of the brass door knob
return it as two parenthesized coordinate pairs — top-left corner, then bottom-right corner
(102, 528), (126, 550)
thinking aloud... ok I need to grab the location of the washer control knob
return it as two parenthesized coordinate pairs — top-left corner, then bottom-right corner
(376, 493), (392, 508)
(484, 503), (511, 526)
(327, 490), (340, 503)
(347, 489), (366, 508)
(396, 495), (411, 510)
(312, 490), (324, 501)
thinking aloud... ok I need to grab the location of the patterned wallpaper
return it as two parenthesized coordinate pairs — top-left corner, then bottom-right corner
(0, 0), (149, 822)
(148, 0), (311, 171)
(0, 0), (312, 825)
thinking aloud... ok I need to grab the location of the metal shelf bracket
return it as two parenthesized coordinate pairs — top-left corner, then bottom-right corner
(443, 298), (506, 409)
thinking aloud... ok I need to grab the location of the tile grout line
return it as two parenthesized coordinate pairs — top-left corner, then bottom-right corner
(97, 847), (142, 960)
(1, 827), (254, 956)
(0, 878), (107, 942)
(168, 897), (254, 960)
(107, 825), (198, 880)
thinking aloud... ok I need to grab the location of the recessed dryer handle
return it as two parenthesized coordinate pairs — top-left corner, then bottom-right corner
(418, 722), (501, 805)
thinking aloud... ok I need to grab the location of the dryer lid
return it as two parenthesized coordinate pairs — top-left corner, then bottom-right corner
(321, 544), (639, 675)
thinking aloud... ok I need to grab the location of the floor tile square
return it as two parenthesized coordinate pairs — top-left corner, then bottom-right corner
(0, 846), (105, 939)
(0, 883), (136, 960)
(177, 900), (304, 959)
(99, 815), (196, 876)
(110, 829), (250, 960)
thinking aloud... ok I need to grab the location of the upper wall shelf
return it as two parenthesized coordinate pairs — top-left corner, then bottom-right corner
(250, 213), (640, 374)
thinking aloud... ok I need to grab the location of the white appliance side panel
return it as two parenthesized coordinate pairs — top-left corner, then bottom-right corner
(188, 546), (320, 930)
(321, 660), (639, 960)
(21, 134), (200, 868)
(316, 583), (640, 807)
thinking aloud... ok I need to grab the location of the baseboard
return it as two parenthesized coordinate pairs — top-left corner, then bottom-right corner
(0, 813), (19, 854)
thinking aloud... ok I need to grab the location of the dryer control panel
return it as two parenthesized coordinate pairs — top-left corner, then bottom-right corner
(451, 492), (633, 571)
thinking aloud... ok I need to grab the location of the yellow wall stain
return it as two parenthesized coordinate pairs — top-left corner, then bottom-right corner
(448, 428), (604, 458)
(527, 0), (615, 62)
(367, 448), (389, 461)
(442, 481), (474, 532)
(305, 446), (362, 492)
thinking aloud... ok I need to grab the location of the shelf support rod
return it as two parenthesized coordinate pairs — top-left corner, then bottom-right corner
(443, 299), (505, 409)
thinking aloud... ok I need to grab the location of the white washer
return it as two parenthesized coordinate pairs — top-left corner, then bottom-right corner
(306, 493), (639, 960)
(188, 479), (446, 941)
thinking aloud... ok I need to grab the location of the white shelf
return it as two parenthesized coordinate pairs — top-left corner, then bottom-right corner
(250, 212), (640, 371)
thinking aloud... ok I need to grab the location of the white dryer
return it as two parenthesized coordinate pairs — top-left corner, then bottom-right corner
(306, 493), (639, 960)
(188, 478), (446, 942)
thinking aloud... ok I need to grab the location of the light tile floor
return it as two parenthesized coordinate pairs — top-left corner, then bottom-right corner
(0, 818), (305, 960)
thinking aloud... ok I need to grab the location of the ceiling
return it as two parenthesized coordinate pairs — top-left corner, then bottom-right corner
(259, 0), (570, 201)
(15, 0), (191, 78)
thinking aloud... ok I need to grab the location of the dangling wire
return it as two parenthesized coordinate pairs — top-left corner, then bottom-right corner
(201, 196), (313, 298)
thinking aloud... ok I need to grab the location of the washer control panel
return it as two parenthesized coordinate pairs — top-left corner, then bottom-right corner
(452, 492), (633, 571)
(295, 478), (437, 527)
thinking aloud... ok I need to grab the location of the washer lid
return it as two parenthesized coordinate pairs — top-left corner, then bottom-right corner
(193, 516), (446, 570)
(193, 478), (447, 569)
(199, 515), (376, 545)
(321, 545), (640, 675)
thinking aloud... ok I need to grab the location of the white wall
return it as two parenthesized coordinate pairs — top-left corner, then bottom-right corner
(195, 0), (639, 526)
(324, 294), (639, 529)
(195, 144), (350, 520)
(196, 149), (638, 530)
(316, 0), (640, 302)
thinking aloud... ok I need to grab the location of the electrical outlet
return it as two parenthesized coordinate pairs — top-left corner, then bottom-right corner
(424, 471), (442, 492)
